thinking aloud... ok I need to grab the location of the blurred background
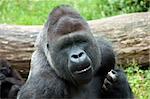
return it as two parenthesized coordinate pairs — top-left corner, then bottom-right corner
(0, 0), (150, 99)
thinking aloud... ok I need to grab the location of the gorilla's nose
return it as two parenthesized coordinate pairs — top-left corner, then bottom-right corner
(70, 48), (86, 63)
(69, 48), (92, 74)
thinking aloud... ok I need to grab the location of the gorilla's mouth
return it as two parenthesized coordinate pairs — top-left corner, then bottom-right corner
(71, 64), (93, 85)
(74, 65), (91, 74)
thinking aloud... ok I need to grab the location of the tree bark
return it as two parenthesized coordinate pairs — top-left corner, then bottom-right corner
(0, 12), (149, 77)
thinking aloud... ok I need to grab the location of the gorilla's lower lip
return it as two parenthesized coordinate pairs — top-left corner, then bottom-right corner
(74, 66), (91, 74)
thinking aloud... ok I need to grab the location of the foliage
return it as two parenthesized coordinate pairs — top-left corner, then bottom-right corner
(124, 63), (150, 99)
(0, 0), (149, 25)
(107, 0), (150, 13)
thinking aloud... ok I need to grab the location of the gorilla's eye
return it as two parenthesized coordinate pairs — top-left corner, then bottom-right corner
(47, 43), (49, 49)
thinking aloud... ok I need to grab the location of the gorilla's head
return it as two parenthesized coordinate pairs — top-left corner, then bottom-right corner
(36, 5), (101, 85)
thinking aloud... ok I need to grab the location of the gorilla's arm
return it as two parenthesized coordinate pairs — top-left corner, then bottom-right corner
(98, 39), (133, 98)
(17, 50), (68, 99)
(97, 38), (115, 75)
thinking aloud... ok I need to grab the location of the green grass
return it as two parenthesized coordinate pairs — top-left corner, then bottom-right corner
(124, 64), (150, 99)
(0, 0), (111, 25)
(0, 0), (149, 25)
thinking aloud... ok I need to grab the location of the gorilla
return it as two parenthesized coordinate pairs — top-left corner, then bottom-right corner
(0, 59), (24, 98)
(17, 5), (133, 99)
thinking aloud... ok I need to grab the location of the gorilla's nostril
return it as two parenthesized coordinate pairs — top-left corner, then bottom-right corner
(71, 55), (79, 59)
(79, 52), (84, 57)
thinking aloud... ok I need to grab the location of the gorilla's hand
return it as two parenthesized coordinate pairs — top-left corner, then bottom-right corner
(102, 69), (118, 91)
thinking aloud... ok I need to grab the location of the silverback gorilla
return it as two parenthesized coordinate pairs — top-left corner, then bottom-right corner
(17, 5), (133, 99)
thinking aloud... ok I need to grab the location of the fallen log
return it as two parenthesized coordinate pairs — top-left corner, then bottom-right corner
(0, 12), (149, 77)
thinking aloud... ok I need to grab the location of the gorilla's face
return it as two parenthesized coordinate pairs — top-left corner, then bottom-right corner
(46, 30), (101, 85)
(41, 5), (101, 85)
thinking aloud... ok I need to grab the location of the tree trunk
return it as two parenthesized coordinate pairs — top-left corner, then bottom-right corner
(0, 12), (149, 77)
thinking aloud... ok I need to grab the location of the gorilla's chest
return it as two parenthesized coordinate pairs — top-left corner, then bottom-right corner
(68, 77), (102, 99)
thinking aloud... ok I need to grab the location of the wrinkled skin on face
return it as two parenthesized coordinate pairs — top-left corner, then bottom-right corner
(48, 32), (100, 85)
